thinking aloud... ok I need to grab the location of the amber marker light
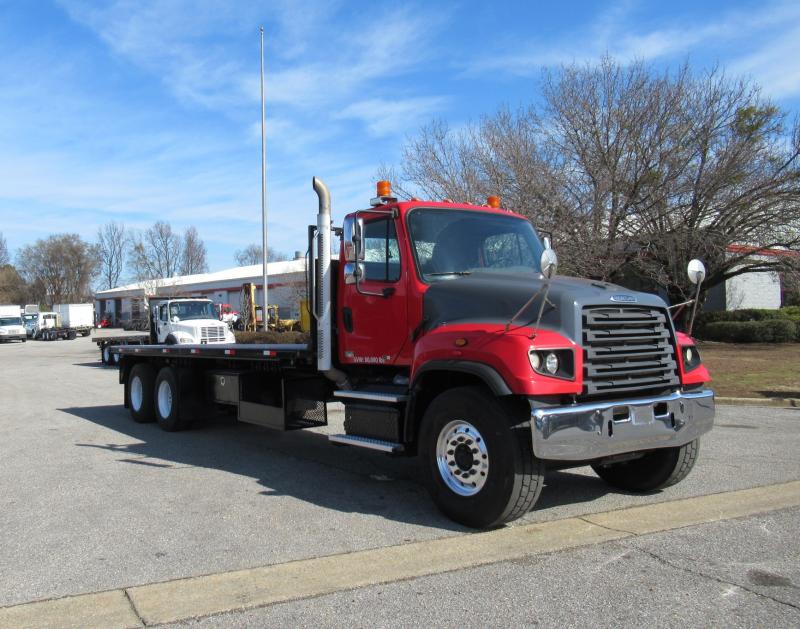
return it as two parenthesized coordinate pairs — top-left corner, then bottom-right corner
(454, 338), (468, 347)
(487, 196), (501, 208)
(377, 180), (392, 197)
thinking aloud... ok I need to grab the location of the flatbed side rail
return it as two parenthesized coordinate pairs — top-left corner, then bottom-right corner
(112, 343), (310, 362)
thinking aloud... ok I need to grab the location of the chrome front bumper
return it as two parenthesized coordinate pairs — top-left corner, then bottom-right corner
(530, 389), (715, 461)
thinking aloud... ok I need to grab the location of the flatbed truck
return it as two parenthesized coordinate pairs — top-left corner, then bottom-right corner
(93, 330), (150, 365)
(112, 178), (715, 528)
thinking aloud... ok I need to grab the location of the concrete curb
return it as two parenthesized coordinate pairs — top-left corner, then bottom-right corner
(716, 396), (799, 408)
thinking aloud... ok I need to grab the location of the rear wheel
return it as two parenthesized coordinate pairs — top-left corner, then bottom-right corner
(154, 367), (187, 431)
(419, 386), (544, 529)
(101, 345), (111, 365)
(591, 439), (699, 492)
(128, 363), (156, 423)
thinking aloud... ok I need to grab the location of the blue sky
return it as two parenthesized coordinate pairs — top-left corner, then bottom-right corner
(1, 0), (799, 276)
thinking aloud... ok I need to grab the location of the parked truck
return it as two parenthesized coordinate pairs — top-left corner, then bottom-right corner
(0, 305), (26, 342)
(53, 304), (94, 336)
(93, 298), (234, 364)
(31, 304), (94, 340)
(111, 179), (715, 528)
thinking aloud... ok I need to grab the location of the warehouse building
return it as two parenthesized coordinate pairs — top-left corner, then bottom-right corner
(94, 256), (306, 327)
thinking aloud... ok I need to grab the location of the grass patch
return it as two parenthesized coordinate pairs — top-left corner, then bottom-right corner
(699, 342), (800, 399)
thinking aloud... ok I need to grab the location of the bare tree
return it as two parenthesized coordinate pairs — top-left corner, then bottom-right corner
(0, 232), (9, 266)
(394, 58), (800, 304)
(96, 222), (127, 290)
(129, 221), (182, 280)
(16, 234), (99, 305)
(234, 244), (287, 266)
(180, 226), (208, 275)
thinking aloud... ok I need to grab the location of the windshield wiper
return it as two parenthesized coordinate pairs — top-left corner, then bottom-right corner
(427, 271), (472, 276)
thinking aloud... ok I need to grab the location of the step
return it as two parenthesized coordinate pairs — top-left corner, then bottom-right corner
(333, 389), (408, 404)
(328, 434), (405, 453)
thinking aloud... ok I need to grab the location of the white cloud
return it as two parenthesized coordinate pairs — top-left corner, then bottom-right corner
(336, 97), (448, 137)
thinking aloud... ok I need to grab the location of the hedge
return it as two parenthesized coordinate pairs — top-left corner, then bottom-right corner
(234, 330), (310, 344)
(696, 308), (800, 342)
(702, 319), (796, 343)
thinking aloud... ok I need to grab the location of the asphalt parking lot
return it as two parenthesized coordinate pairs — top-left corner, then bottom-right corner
(1, 337), (799, 627)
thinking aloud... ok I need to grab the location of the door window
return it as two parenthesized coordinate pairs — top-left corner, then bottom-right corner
(362, 218), (401, 282)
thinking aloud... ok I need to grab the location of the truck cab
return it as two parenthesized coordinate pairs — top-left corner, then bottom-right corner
(151, 298), (236, 345)
(0, 306), (26, 342)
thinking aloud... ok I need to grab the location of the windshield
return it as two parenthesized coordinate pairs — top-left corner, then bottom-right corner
(168, 301), (217, 321)
(23, 314), (36, 322)
(0, 317), (22, 326)
(407, 208), (545, 282)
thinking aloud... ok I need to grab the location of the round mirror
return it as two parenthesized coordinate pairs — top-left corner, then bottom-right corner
(540, 248), (558, 280)
(687, 259), (706, 285)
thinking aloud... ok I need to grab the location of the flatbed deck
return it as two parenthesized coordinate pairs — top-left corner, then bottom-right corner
(113, 343), (311, 362)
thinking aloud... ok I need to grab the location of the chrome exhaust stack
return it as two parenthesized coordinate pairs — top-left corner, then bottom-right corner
(312, 177), (350, 388)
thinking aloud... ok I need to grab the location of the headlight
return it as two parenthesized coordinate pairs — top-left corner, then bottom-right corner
(0, 329), (8, 335)
(529, 348), (574, 379)
(179, 337), (192, 344)
(682, 345), (701, 372)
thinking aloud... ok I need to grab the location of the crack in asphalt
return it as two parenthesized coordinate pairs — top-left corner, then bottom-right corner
(631, 546), (800, 613)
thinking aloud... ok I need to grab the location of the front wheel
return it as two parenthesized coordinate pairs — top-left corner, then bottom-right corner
(591, 439), (699, 492)
(419, 386), (544, 529)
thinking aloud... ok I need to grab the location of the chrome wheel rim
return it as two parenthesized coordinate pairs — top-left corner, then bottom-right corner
(157, 380), (173, 418)
(436, 420), (489, 496)
(130, 375), (143, 411)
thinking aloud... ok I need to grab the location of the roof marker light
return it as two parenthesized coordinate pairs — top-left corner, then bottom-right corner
(487, 196), (501, 208)
(377, 180), (392, 197)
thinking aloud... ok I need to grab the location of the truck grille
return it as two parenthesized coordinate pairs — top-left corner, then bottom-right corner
(201, 326), (227, 343)
(582, 306), (679, 397)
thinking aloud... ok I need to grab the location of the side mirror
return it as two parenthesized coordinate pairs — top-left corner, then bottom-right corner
(342, 216), (366, 262)
(687, 259), (706, 285)
(343, 262), (364, 285)
(540, 248), (558, 280)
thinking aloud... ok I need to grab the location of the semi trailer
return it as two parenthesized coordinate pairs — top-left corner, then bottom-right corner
(112, 179), (715, 528)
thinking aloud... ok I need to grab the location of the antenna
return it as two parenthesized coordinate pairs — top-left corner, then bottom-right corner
(260, 26), (269, 329)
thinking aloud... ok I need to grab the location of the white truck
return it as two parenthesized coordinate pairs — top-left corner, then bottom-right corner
(32, 304), (94, 340)
(150, 298), (235, 345)
(0, 305), (27, 342)
(52, 304), (94, 337)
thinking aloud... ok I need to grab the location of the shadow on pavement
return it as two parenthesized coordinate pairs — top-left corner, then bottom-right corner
(61, 404), (464, 531)
(72, 362), (108, 369)
(60, 404), (623, 529)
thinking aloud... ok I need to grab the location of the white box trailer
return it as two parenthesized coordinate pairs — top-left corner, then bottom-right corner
(53, 303), (94, 330)
(34, 303), (94, 340)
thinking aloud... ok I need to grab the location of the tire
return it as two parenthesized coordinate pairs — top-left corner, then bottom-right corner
(128, 363), (156, 423)
(101, 345), (111, 365)
(419, 386), (544, 529)
(165, 335), (178, 345)
(67, 330), (77, 340)
(591, 439), (700, 492)
(154, 367), (187, 431)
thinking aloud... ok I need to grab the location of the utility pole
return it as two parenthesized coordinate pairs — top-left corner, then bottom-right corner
(260, 25), (268, 329)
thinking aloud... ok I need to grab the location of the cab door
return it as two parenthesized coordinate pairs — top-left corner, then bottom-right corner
(338, 215), (409, 366)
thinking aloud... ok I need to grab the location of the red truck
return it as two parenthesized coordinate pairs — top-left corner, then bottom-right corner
(112, 178), (714, 528)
